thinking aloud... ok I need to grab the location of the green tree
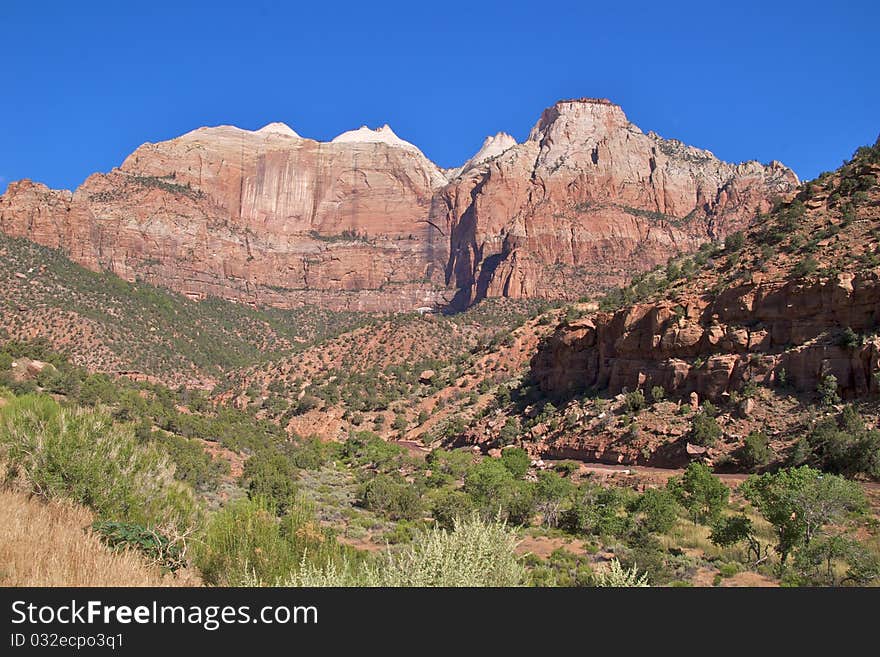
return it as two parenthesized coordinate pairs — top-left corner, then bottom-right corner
(739, 466), (866, 572)
(632, 488), (679, 533)
(464, 458), (514, 503)
(667, 463), (728, 524)
(535, 470), (574, 528)
(709, 515), (766, 564)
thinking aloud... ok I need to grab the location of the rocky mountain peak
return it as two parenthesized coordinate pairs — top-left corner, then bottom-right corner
(454, 132), (518, 176)
(527, 97), (631, 144)
(330, 124), (419, 151)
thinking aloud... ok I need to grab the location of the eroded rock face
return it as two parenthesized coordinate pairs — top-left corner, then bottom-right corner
(0, 100), (797, 310)
(440, 99), (798, 307)
(532, 273), (880, 401)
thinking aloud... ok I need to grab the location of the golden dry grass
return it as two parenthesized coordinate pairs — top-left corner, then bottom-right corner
(0, 489), (200, 586)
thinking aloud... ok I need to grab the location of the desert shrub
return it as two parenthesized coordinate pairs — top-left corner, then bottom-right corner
(689, 411), (721, 446)
(802, 410), (880, 478)
(498, 417), (520, 445)
(194, 496), (349, 586)
(725, 231), (745, 251)
(340, 431), (404, 469)
(371, 515), (525, 586)
(496, 480), (536, 525)
(593, 559), (649, 587)
(288, 515), (525, 587)
(241, 448), (298, 514)
(837, 327), (863, 349)
(792, 535), (880, 586)
(526, 548), (595, 587)
(535, 470), (574, 528)
(650, 385), (666, 403)
(0, 394), (198, 533)
(554, 461), (580, 476)
(624, 389), (646, 414)
(560, 484), (634, 537)
(793, 256), (818, 278)
(429, 489), (474, 530)
(464, 458), (514, 502)
(288, 436), (338, 470)
(153, 433), (228, 491)
(425, 448), (473, 484)
(357, 473), (423, 521)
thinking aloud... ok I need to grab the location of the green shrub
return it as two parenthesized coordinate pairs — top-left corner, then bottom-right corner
(793, 256), (818, 278)
(624, 389), (646, 414)
(194, 496), (349, 586)
(836, 327), (863, 349)
(288, 515), (526, 587)
(593, 559), (649, 587)
(241, 448), (299, 514)
(725, 231), (745, 252)
(429, 489), (474, 530)
(500, 447), (531, 479)
(92, 520), (184, 572)
(357, 473), (423, 521)
(464, 458), (514, 502)
(0, 394), (198, 533)
(650, 386), (666, 403)
(667, 463), (728, 525)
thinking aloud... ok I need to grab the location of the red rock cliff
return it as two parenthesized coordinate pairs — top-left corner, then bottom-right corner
(0, 100), (798, 310)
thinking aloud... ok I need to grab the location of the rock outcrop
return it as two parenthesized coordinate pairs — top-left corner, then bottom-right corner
(0, 99), (798, 311)
(532, 149), (880, 403)
(533, 274), (880, 402)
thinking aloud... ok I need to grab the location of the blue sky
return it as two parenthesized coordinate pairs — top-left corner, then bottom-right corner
(1, 0), (878, 192)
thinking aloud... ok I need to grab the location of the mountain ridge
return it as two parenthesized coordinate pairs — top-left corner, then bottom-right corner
(0, 98), (798, 312)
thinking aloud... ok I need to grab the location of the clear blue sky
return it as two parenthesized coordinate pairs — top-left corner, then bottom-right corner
(1, 0), (878, 192)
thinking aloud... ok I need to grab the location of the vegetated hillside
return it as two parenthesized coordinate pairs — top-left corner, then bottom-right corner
(480, 138), (880, 471)
(0, 233), (377, 386)
(216, 298), (564, 444)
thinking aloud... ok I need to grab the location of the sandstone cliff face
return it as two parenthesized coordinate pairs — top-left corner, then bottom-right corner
(439, 99), (798, 308)
(533, 273), (880, 402)
(0, 100), (798, 311)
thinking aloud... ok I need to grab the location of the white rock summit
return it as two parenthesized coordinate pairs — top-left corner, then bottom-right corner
(456, 132), (518, 175)
(256, 122), (301, 138)
(330, 124), (420, 151)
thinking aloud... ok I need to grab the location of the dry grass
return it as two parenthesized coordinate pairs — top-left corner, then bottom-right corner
(0, 489), (200, 586)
